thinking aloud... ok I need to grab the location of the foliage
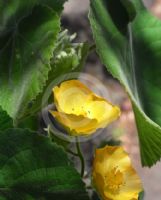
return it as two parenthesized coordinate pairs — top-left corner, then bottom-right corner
(139, 191), (144, 200)
(22, 30), (90, 120)
(0, 0), (91, 199)
(0, 0), (149, 198)
(0, 107), (13, 131)
(0, 128), (89, 200)
(89, 0), (161, 166)
(0, 1), (62, 123)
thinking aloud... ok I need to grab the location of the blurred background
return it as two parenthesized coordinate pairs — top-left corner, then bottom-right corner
(62, 1), (161, 200)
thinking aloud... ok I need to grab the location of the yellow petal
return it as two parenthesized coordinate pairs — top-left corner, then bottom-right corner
(84, 95), (120, 128)
(104, 190), (139, 200)
(53, 80), (92, 115)
(50, 111), (98, 136)
(93, 146), (119, 176)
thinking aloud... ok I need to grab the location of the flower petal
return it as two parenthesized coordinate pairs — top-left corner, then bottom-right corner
(84, 96), (120, 128)
(50, 111), (98, 136)
(53, 80), (92, 115)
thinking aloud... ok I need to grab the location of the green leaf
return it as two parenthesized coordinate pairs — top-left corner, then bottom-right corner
(0, 0), (66, 32)
(0, 0), (66, 123)
(18, 115), (39, 131)
(0, 128), (89, 200)
(0, 107), (13, 131)
(3, 112), (39, 132)
(138, 191), (144, 200)
(89, 0), (161, 166)
(22, 30), (90, 119)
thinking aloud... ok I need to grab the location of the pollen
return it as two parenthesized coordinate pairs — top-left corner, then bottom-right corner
(104, 166), (125, 193)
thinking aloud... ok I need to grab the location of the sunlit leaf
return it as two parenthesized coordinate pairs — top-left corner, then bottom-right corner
(0, 0), (66, 123)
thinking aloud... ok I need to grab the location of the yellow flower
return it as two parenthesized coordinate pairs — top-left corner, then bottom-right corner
(92, 146), (143, 200)
(50, 80), (120, 136)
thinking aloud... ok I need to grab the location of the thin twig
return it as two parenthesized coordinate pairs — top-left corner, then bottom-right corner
(76, 137), (85, 177)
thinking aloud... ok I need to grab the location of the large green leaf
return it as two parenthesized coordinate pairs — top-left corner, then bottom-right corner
(0, 0), (66, 32)
(0, 128), (89, 200)
(0, 0), (66, 123)
(89, 0), (161, 166)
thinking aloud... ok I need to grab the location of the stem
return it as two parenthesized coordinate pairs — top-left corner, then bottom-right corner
(67, 149), (78, 157)
(76, 137), (85, 178)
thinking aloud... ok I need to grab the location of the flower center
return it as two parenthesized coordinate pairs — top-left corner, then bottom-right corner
(104, 166), (125, 193)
